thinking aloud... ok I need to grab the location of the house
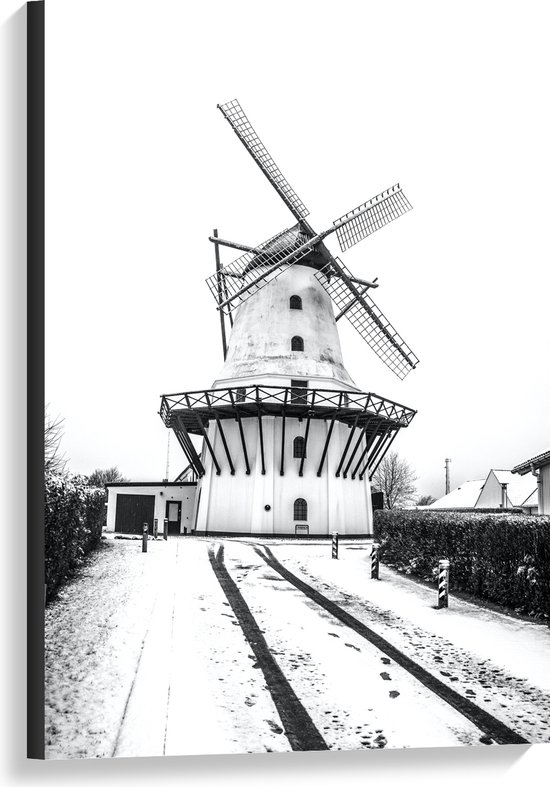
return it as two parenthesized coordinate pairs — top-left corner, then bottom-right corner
(105, 481), (197, 536)
(430, 470), (538, 513)
(512, 449), (550, 515)
(429, 479), (485, 509)
(474, 470), (538, 512)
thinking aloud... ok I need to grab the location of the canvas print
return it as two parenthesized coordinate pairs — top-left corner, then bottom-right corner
(34, 0), (550, 761)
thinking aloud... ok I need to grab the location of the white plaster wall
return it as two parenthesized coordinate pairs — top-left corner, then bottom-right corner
(213, 265), (358, 391)
(475, 471), (507, 508)
(106, 485), (196, 534)
(539, 465), (550, 514)
(194, 418), (373, 536)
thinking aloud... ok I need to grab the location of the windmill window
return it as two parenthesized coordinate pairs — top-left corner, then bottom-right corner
(290, 379), (308, 404)
(291, 336), (304, 352)
(294, 498), (308, 521)
(293, 436), (306, 458)
(236, 387), (246, 402)
(290, 295), (302, 310)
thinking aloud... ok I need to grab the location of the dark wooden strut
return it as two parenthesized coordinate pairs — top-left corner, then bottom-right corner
(343, 416), (373, 478)
(279, 388), (288, 476)
(213, 229), (227, 360)
(174, 415), (205, 477)
(206, 393), (235, 475)
(335, 412), (361, 477)
(255, 388), (266, 475)
(229, 389), (250, 474)
(359, 427), (393, 481)
(317, 392), (343, 476)
(221, 270), (234, 328)
(369, 429), (400, 481)
(185, 394), (221, 476)
(298, 392), (316, 477)
(352, 420), (384, 479)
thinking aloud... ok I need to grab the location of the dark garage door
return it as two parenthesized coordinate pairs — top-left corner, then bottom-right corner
(115, 494), (155, 534)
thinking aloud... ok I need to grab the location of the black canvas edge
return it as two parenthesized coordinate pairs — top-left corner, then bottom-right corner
(27, 0), (45, 760)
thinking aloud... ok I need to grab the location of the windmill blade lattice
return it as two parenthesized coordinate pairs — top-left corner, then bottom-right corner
(218, 100), (309, 221)
(334, 184), (412, 252)
(206, 225), (315, 314)
(315, 259), (419, 380)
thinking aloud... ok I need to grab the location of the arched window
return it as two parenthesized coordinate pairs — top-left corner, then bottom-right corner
(293, 436), (306, 458)
(291, 336), (304, 351)
(294, 498), (308, 521)
(289, 295), (302, 310)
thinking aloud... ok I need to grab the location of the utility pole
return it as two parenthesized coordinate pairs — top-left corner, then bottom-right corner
(445, 458), (451, 495)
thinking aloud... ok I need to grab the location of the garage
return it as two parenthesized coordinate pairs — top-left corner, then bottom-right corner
(115, 494), (155, 534)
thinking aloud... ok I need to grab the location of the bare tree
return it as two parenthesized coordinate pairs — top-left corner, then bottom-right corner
(372, 451), (417, 509)
(87, 467), (127, 487)
(44, 407), (68, 475)
(417, 494), (436, 506)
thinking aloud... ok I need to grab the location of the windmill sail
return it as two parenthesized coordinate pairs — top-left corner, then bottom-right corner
(315, 259), (419, 380)
(334, 184), (412, 252)
(206, 225), (317, 314)
(218, 99), (309, 221)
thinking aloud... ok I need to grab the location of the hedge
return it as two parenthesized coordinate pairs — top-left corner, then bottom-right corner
(374, 510), (550, 618)
(45, 473), (107, 603)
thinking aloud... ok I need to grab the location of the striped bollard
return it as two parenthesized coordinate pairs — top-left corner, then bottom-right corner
(163, 518), (168, 541)
(331, 532), (339, 559)
(142, 523), (148, 553)
(370, 542), (380, 580)
(438, 559), (450, 608)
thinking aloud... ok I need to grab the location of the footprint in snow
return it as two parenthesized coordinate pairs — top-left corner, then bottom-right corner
(380, 672), (392, 681)
(389, 691), (400, 699)
(345, 643), (361, 651)
(266, 719), (284, 734)
(328, 632), (340, 638)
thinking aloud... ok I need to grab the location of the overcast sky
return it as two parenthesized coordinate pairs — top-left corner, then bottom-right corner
(45, 0), (549, 499)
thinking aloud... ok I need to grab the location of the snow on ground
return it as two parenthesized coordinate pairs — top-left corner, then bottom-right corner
(222, 541), (483, 750)
(44, 536), (550, 760)
(268, 542), (550, 743)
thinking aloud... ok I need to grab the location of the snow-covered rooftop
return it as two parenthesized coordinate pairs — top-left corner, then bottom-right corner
(491, 470), (538, 507)
(429, 479), (485, 509)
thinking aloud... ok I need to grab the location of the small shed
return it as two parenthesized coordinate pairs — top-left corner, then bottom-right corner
(105, 482), (197, 536)
(512, 449), (550, 515)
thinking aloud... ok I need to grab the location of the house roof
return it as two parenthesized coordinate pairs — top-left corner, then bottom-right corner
(512, 449), (550, 476)
(490, 470), (538, 507)
(430, 479), (485, 509)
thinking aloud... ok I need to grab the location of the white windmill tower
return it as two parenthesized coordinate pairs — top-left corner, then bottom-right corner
(160, 100), (418, 536)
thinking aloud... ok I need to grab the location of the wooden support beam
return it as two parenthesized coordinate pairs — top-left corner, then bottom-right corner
(352, 421), (383, 479)
(368, 429), (400, 481)
(256, 388), (266, 475)
(174, 416), (205, 477)
(343, 417), (372, 478)
(280, 388), (288, 476)
(211, 410), (235, 475)
(229, 389), (250, 474)
(185, 395), (221, 476)
(317, 393), (342, 476)
(298, 393), (316, 477)
(335, 412), (361, 477)
(360, 427), (390, 480)
(213, 229), (228, 360)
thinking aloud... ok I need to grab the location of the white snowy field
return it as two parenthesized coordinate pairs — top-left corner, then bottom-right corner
(44, 536), (550, 760)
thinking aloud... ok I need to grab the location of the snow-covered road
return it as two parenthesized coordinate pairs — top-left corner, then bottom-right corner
(45, 537), (550, 759)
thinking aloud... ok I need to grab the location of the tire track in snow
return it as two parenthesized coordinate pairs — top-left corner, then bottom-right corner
(208, 544), (328, 752)
(256, 546), (528, 746)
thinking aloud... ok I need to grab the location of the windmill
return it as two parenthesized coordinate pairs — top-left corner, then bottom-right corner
(159, 100), (418, 536)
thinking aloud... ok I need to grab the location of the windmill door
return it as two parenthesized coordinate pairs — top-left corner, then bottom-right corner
(115, 494), (155, 534)
(166, 500), (182, 535)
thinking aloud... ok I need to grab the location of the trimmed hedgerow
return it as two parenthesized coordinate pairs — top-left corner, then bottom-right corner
(374, 510), (550, 619)
(45, 473), (106, 603)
